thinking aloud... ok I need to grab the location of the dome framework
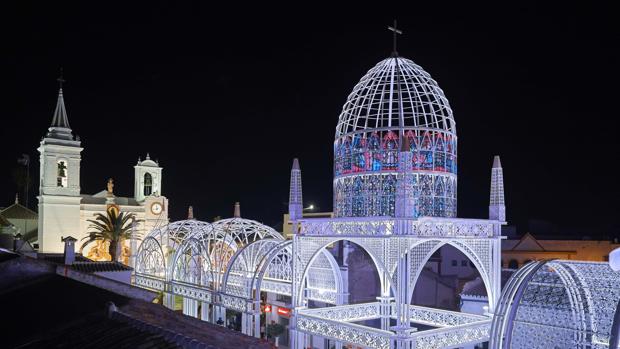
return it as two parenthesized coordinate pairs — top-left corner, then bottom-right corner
(334, 57), (457, 218)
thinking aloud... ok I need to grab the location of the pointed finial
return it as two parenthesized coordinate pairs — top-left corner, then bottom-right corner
(137, 156), (141, 164)
(49, 71), (71, 130)
(233, 202), (241, 218)
(292, 158), (300, 170)
(493, 155), (502, 168)
(146, 153), (151, 160)
(15, 193), (19, 204)
(387, 20), (403, 57)
(188, 206), (194, 219)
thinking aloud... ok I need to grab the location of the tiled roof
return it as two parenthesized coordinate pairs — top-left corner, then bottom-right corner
(0, 203), (38, 220)
(71, 261), (133, 273)
(19, 313), (180, 349)
(40, 253), (92, 264)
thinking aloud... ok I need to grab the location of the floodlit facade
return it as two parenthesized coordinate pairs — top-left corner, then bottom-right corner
(36, 84), (169, 258)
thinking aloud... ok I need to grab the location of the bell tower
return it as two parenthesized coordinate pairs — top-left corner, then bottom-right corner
(134, 153), (163, 202)
(37, 78), (83, 253)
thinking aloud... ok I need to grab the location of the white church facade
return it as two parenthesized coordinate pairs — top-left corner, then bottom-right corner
(37, 84), (169, 258)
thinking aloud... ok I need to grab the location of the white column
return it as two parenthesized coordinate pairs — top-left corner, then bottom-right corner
(377, 296), (394, 331)
(253, 312), (260, 338)
(163, 293), (175, 309)
(201, 301), (210, 322)
(241, 312), (249, 335)
(183, 297), (199, 318)
(214, 305), (227, 325)
(489, 237), (502, 313)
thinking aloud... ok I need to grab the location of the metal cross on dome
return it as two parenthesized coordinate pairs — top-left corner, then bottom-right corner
(388, 20), (403, 56)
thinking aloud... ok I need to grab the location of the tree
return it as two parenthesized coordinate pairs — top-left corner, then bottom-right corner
(81, 208), (140, 262)
(266, 322), (285, 339)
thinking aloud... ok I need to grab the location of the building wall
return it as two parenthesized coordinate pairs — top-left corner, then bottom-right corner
(6, 218), (37, 238)
(439, 244), (480, 279)
(38, 195), (82, 253)
(502, 237), (620, 268)
(79, 197), (168, 261)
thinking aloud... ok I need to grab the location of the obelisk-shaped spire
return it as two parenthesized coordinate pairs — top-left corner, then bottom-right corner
(188, 206), (194, 220)
(489, 155), (506, 221)
(46, 70), (76, 141)
(50, 87), (71, 129)
(233, 202), (241, 218)
(288, 158), (303, 223)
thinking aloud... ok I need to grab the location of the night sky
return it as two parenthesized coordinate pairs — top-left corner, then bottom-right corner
(1, 3), (618, 236)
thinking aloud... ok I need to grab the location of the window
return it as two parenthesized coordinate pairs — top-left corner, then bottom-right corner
(144, 173), (153, 196)
(451, 260), (457, 267)
(461, 260), (467, 267)
(508, 259), (518, 269)
(57, 161), (68, 187)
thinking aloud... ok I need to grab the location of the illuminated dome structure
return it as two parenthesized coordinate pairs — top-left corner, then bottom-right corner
(334, 57), (457, 218)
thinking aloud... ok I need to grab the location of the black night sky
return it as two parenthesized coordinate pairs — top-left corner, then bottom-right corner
(1, 3), (618, 236)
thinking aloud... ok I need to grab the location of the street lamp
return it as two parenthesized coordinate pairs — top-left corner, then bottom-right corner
(303, 204), (314, 211)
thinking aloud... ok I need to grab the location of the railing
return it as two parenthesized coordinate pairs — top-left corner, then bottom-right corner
(296, 312), (392, 349)
(170, 280), (213, 303)
(134, 273), (165, 291)
(393, 304), (490, 327)
(299, 302), (380, 322)
(299, 216), (499, 237)
(410, 319), (492, 349)
(305, 287), (338, 304)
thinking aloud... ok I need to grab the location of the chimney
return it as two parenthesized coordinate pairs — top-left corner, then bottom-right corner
(62, 236), (77, 265)
(13, 233), (23, 252)
(233, 202), (241, 218)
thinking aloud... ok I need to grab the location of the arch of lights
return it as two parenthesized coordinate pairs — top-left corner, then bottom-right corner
(489, 260), (620, 349)
(134, 217), (345, 338)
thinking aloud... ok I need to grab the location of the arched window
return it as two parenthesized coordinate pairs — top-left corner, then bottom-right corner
(144, 173), (153, 196)
(57, 160), (68, 187)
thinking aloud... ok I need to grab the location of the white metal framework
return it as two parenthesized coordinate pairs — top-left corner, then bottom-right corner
(134, 215), (345, 338)
(334, 57), (458, 219)
(288, 53), (503, 349)
(490, 260), (620, 349)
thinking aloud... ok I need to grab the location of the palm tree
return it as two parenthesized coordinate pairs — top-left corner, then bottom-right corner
(81, 208), (140, 262)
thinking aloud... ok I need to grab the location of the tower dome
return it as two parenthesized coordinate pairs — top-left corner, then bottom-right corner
(333, 56), (457, 218)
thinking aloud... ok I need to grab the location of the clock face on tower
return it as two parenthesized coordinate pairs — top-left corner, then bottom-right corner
(150, 202), (163, 215)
